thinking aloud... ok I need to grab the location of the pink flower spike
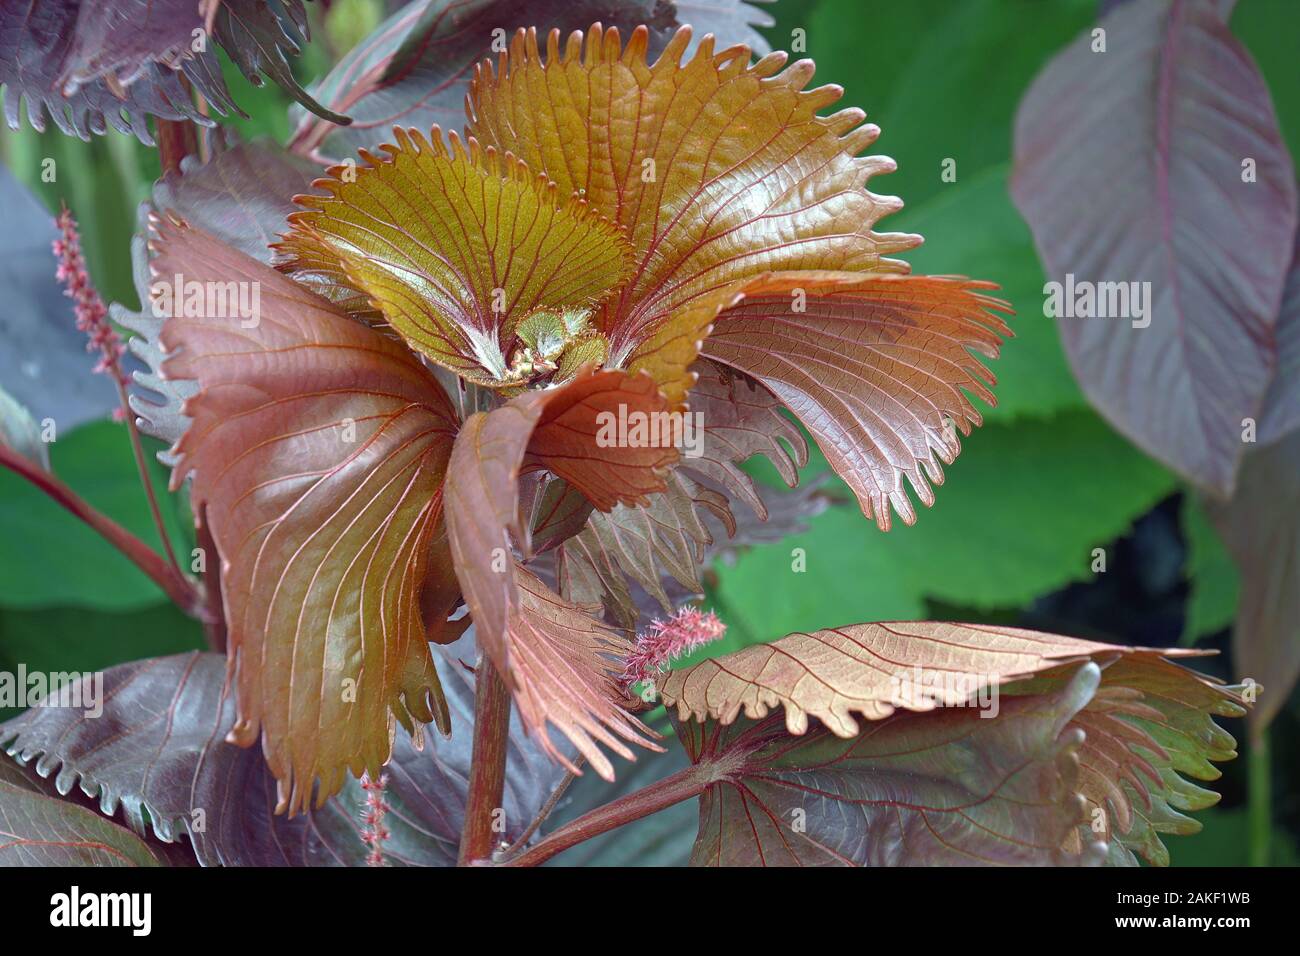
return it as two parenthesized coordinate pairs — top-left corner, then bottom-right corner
(359, 772), (391, 867)
(623, 606), (726, 689)
(53, 205), (129, 392)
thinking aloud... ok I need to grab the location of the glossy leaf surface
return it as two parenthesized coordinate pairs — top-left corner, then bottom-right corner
(154, 219), (457, 812)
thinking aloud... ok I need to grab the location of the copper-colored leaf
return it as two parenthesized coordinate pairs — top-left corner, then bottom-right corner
(682, 360), (807, 518)
(277, 129), (633, 383)
(660, 621), (1204, 736)
(0, 0), (220, 143)
(665, 621), (1245, 865)
(675, 663), (1107, 866)
(525, 476), (595, 555)
(421, 519), (467, 646)
(700, 272), (1010, 529)
(503, 568), (660, 780)
(557, 470), (728, 630)
(444, 367), (675, 672)
(1010, 0), (1297, 495)
(468, 25), (919, 402)
(116, 143), (323, 453)
(154, 217), (457, 813)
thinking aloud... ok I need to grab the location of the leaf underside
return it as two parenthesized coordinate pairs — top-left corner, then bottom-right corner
(677, 663), (1107, 866)
(1207, 428), (1300, 729)
(665, 622), (1245, 865)
(115, 143), (323, 454)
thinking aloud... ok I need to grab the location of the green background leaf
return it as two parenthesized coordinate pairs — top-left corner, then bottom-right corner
(0, 422), (193, 610)
(710, 412), (1177, 650)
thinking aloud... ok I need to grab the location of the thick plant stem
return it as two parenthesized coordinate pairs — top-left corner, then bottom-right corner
(156, 74), (199, 176)
(458, 657), (512, 865)
(1248, 727), (1271, 867)
(156, 119), (199, 175)
(0, 444), (203, 617)
(503, 765), (708, 867)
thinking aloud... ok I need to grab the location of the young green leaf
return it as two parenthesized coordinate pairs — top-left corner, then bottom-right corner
(278, 131), (633, 383)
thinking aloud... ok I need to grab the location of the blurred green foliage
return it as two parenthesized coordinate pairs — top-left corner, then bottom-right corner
(0, 423), (192, 610)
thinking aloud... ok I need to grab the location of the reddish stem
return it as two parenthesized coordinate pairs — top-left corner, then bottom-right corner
(194, 505), (227, 653)
(156, 118), (199, 175)
(0, 443), (204, 618)
(502, 764), (708, 867)
(457, 658), (512, 865)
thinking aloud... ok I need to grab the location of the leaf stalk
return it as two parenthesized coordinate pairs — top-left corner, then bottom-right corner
(501, 764), (707, 867)
(0, 443), (204, 618)
(458, 656), (513, 865)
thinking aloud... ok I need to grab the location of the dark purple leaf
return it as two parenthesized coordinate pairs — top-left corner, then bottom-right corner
(1259, 228), (1300, 444)
(1011, 0), (1297, 495)
(0, 780), (162, 866)
(0, 0), (339, 143)
(289, 0), (773, 160)
(544, 711), (696, 866)
(1206, 428), (1300, 729)
(674, 663), (1109, 866)
(0, 0), (230, 143)
(214, 0), (348, 124)
(702, 474), (834, 563)
(681, 360), (807, 520)
(152, 140), (321, 262)
(0, 636), (569, 866)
